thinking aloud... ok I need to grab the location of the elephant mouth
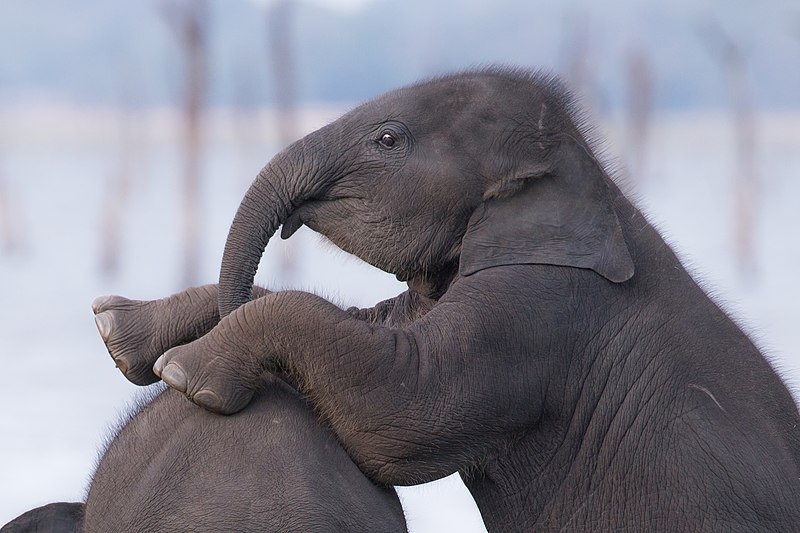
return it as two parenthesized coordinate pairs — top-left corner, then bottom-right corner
(279, 200), (328, 240)
(279, 199), (413, 278)
(279, 197), (361, 240)
(280, 208), (306, 240)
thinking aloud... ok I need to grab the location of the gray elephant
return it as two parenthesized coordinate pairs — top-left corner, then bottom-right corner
(2, 289), (406, 533)
(102, 68), (799, 530)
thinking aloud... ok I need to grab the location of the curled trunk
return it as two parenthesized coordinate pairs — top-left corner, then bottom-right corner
(218, 147), (306, 317)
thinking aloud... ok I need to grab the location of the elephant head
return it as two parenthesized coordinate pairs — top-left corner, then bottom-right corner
(2, 502), (83, 533)
(218, 68), (634, 316)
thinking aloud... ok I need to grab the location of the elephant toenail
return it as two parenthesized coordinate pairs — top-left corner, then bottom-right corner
(113, 356), (129, 374)
(94, 313), (112, 342)
(160, 364), (188, 393)
(194, 389), (224, 413)
(91, 295), (114, 314)
(153, 355), (166, 377)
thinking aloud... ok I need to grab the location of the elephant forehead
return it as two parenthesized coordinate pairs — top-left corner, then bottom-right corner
(347, 77), (485, 124)
(402, 85), (506, 127)
(346, 73), (572, 152)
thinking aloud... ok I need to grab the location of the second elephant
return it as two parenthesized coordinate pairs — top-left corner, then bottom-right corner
(4, 289), (406, 533)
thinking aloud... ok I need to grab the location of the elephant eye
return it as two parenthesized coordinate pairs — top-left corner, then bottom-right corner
(379, 132), (396, 148)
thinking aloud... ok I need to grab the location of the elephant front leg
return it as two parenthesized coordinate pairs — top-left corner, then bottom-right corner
(152, 288), (438, 413)
(92, 285), (269, 385)
(151, 288), (536, 488)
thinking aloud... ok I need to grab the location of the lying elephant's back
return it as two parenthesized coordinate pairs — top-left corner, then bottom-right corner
(83, 378), (406, 533)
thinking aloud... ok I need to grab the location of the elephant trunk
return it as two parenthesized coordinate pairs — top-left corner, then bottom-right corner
(218, 138), (323, 317)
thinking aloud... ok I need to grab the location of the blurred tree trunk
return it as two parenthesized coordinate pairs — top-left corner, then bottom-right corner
(231, 58), (263, 187)
(625, 48), (653, 187)
(268, 0), (298, 148)
(163, 0), (209, 287)
(560, 15), (599, 115)
(728, 50), (757, 280)
(701, 22), (759, 280)
(99, 107), (135, 276)
(99, 68), (149, 277)
(0, 171), (17, 253)
(267, 0), (299, 283)
(0, 106), (20, 254)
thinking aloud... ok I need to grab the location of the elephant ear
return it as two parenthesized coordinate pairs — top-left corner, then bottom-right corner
(459, 136), (634, 283)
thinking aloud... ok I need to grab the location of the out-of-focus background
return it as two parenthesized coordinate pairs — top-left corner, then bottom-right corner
(0, 0), (798, 530)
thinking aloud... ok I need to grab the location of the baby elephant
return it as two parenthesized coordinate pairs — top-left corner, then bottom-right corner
(147, 68), (800, 531)
(3, 288), (406, 533)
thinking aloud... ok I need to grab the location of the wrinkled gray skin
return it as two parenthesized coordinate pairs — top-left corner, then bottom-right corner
(105, 69), (799, 530)
(4, 290), (406, 533)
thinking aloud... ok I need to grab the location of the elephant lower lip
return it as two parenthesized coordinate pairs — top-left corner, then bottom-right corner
(281, 210), (304, 239)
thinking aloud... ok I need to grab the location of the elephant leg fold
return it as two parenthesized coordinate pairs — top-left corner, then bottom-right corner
(154, 284), (546, 486)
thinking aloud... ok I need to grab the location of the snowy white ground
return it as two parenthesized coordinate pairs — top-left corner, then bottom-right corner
(0, 107), (797, 530)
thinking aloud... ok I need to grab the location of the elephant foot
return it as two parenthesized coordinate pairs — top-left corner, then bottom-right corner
(152, 296), (268, 415)
(92, 285), (223, 386)
(92, 295), (170, 386)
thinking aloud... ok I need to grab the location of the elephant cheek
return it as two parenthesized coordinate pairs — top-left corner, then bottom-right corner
(299, 203), (352, 249)
(305, 202), (397, 268)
